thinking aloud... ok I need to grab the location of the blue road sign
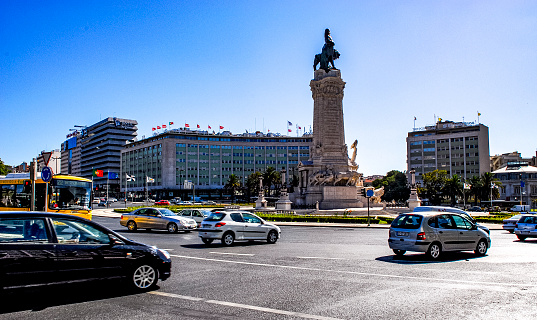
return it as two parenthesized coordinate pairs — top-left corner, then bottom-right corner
(366, 189), (374, 197)
(41, 166), (53, 182)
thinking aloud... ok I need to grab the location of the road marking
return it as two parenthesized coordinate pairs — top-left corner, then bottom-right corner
(297, 256), (345, 260)
(169, 254), (537, 288)
(210, 252), (255, 256)
(149, 291), (341, 320)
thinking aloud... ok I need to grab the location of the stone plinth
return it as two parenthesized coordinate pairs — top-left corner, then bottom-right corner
(408, 188), (421, 211)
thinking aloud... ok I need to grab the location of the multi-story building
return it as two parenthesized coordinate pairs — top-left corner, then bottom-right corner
(492, 162), (537, 209)
(407, 120), (490, 184)
(36, 150), (61, 174)
(61, 117), (138, 192)
(121, 129), (313, 200)
(491, 151), (537, 171)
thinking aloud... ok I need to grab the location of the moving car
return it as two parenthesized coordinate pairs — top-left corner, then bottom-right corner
(514, 214), (537, 241)
(120, 207), (197, 233)
(502, 214), (523, 233)
(198, 211), (280, 246)
(177, 209), (211, 226)
(0, 212), (171, 291)
(511, 205), (531, 212)
(388, 211), (490, 259)
(413, 206), (490, 234)
(467, 206), (483, 212)
(154, 200), (170, 206)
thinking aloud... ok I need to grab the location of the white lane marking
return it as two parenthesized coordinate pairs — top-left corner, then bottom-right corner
(169, 254), (537, 288)
(297, 256), (345, 260)
(209, 252), (255, 256)
(160, 249), (174, 251)
(150, 291), (341, 320)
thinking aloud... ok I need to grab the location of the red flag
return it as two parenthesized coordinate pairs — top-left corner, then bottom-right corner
(219, 126), (224, 129)
(299, 126), (301, 129)
(92, 169), (104, 177)
(197, 124), (200, 128)
(162, 124), (167, 128)
(185, 123), (190, 128)
(169, 121), (174, 125)
(288, 129), (292, 132)
(157, 126), (161, 129)
(152, 127), (156, 131)
(208, 125), (212, 129)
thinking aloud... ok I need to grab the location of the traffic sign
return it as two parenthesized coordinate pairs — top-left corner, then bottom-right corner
(41, 166), (53, 182)
(41, 152), (52, 166)
(366, 189), (374, 197)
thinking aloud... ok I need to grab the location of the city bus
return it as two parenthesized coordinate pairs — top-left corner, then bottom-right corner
(0, 173), (93, 220)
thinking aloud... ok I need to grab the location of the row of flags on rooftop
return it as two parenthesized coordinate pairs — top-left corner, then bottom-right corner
(152, 122), (224, 131)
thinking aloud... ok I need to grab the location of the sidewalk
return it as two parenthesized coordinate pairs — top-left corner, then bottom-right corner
(91, 208), (502, 230)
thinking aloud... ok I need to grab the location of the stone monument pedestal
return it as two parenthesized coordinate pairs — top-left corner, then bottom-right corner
(408, 188), (421, 211)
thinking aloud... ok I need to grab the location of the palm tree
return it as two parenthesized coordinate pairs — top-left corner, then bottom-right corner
(443, 174), (463, 207)
(246, 171), (263, 200)
(224, 174), (241, 203)
(480, 172), (500, 207)
(469, 175), (483, 206)
(263, 167), (280, 197)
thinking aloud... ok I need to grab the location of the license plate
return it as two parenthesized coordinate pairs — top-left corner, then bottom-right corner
(396, 231), (409, 237)
(202, 224), (211, 228)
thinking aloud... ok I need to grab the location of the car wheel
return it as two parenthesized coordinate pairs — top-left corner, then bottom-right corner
(517, 235), (527, 241)
(167, 223), (178, 233)
(131, 264), (158, 291)
(427, 242), (442, 260)
(474, 239), (488, 256)
(127, 221), (137, 231)
(201, 238), (214, 245)
(222, 232), (235, 246)
(267, 230), (278, 244)
(393, 249), (406, 256)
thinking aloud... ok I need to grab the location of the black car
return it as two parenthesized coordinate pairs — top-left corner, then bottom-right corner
(0, 212), (171, 291)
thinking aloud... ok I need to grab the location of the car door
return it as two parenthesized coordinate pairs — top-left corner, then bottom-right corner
(242, 213), (267, 239)
(0, 217), (57, 289)
(434, 214), (459, 251)
(146, 209), (166, 229)
(229, 213), (246, 240)
(51, 217), (128, 282)
(452, 214), (478, 250)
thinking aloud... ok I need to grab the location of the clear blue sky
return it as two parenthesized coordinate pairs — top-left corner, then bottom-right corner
(2, 1), (536, 176)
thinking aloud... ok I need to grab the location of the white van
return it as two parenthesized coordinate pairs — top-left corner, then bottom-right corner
(511, 205), (530, 212)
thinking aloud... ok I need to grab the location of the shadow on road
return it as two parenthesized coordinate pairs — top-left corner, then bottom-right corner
(0, 281), (156, 314)
(181, 241), (271, 250)
(376, 252), (487, 264)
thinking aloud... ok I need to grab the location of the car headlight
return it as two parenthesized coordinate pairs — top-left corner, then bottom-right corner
(158, 248), (171, 259)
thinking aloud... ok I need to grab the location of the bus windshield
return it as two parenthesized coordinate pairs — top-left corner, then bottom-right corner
(50, 179), (92, 211)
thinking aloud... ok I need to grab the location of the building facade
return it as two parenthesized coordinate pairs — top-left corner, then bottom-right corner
(120, 129), (313, 200)
(37, 150), (61, 174)
(491, 151), (537, 172)
(407, 120), (490, 184)
(492, 162), (537, 209)
(61, 117), (138, 191)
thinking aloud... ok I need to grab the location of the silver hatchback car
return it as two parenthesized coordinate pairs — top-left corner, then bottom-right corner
(388, 211), (490, 259)
(120, 207), (197, 233)
(514, 214), (537, 241)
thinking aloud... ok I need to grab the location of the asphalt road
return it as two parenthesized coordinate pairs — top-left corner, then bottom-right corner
(2, 217), (536, 319)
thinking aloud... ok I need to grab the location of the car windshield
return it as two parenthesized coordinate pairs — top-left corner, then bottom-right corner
(204, 212), (226, 221)
(391, 214), (423, 229)
(157, 209), (176, 216)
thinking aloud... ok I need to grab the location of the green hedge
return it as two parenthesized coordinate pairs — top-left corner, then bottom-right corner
(256, 213), (394, 224)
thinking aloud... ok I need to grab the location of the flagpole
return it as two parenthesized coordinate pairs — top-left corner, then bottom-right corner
(106, 170), (109, 208)
(125, 173), (127, 209)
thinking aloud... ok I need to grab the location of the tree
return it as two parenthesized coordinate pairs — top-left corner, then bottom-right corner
(263, 167), (280, 196)
(469, 175), (483, 206)
(420, 170), (448, 205)
(224, 174), (241, 203)
(246, 171), (263, 200)
(372, 170), (410, 203)
(443, 174), (463, 207)
(480, 172), (500, 206)
(0, 159), (10, 175)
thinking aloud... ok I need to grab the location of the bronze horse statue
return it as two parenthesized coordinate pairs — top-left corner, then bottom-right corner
(314, 28), (341, 72)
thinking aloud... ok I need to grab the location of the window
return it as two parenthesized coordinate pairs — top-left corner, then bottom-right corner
(230, 213), (244, 222)
(437, 215), (455, 229)
(51, 218), (111, 244)
(453, 215), (472, 230)
(242, 213), (262, 223)
(0, 218), (48, 243)
(390, 214), (423, 229)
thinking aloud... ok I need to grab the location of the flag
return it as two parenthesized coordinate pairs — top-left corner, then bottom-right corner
(146, 176), (155, 183)
(126, 174), (135, 182)
(169, 121), (174, 125)
(287, 121), (292, 126)
(197, 124), (200, 128)
(157, 126), (161, 129)
(108, 172), (119, 180)
(464, 183), (471, 190)
(478, 112), (481, 116)
(92, 169), (103, 177)
(219, 126), (224, 129)
(298, 126), (301, 130)
(288, 129), (292, 132)
(208, 125), (211, 129)
(185, 123), (190, 128)
(414, 116), (416, 120)
(152, 127), (156, 131)
(438, 118), (442, 122)
(162, 124), (167, 128)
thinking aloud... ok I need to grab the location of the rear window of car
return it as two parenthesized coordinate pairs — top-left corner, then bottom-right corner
(520, 216), (537, 224)
(391, 214), (423, 229)
(205, 212), (226, 221)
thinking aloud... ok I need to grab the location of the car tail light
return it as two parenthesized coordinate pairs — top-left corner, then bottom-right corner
(120, 215), (123, 220)
(215, 222), (226, 228)
(417, 232), (426, 240)
(515, 223), (518, 228)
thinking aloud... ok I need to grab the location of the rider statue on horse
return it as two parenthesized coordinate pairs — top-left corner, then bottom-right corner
(314, 28), (341, 73)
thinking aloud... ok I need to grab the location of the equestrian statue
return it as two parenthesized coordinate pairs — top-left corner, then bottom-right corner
(314, 28), (341, 73)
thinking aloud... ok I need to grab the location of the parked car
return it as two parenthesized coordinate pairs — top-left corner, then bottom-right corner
(388, 211), (490, 259)
(198, 211), (280, 246)
(120, 207), (197, 233)
(0, 211), (171, 291)
(178, 201), (193, 205)
(511, 205), (531, 212)
(108, 197), (118, 203)
(413, 206), (490, 234)
(154, 200), (170, 206)
(177, 209), (211, 226)
(467, 206), (483, 212)
(514, 214), (537, 241)
(502, 214), (523, 233)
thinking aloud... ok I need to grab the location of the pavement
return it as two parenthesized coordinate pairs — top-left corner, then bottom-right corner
(92, 207), (503, 230)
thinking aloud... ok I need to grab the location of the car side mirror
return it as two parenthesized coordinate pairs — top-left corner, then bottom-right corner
(109, 234), (124, 245)
(471, 225), (478, 230)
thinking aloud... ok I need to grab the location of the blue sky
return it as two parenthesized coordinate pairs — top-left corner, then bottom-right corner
(1, 1), (536, 176)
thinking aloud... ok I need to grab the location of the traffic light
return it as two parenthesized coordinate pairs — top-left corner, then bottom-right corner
(361, 188), (366, 197)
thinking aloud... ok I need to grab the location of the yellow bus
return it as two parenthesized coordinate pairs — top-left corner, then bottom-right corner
(0, 173), (93, 220)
